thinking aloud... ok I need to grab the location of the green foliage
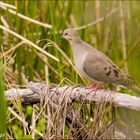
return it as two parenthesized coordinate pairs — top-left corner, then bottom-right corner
(0, 0), (140, 139)
(1, 1), (140, 86)
(0, 61), (7, 139)
(12, 124), (23, 139)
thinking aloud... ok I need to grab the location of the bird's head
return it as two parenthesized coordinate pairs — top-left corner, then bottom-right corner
(62, 29), (80, 43)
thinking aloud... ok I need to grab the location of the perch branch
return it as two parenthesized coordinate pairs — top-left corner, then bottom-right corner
(5, 82), (140, 112)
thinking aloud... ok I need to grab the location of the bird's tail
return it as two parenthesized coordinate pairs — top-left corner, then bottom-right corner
(123, 75), (140, 94)
(127, 85), (140, 94)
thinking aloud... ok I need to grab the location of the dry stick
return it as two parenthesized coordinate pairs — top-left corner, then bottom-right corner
(5, 82), (140, 112)
(42, 42), (50, 85)
(29, 89), (55, 132)
(31, 128), (43, 137)
(0, 2), (16, 9)
(1, 16), (9, 28)
(30, 106), (44, 138)
(8, 107), (28, 127)
(0, 6), (52, 28)
(1, 15), (9, 45)
(31, 105), (35, 139)
(0, 25), (59, 62)
(0, 41), (24, 59)
(44, 56), (49, 85)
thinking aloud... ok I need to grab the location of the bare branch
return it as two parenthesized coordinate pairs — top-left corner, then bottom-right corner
(5, 82), (140, 112)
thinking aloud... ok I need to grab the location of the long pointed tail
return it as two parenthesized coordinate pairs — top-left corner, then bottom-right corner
(127, 85), (140, 94)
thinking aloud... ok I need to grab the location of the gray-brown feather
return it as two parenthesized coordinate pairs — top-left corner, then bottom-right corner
(83, 53), (135, 86)
(63, 29), (140, 93)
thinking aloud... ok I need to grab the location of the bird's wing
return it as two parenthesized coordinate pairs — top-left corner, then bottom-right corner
(83, 52), (134, 86)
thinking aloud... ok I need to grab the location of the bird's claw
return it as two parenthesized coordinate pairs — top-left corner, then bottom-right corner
(85, 84), (101, 93)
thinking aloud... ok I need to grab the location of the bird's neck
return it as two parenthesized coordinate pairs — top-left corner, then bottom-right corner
(69, 37), (82, 46)
(70, 39), (85, 59)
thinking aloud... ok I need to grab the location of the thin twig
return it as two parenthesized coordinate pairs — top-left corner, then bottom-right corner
(0, 1), (16, 9)
(0, 5), (52, 28)
(0, 25), (59, 62)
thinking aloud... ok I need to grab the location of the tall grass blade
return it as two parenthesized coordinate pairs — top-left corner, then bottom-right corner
(0, 61), (7, 139)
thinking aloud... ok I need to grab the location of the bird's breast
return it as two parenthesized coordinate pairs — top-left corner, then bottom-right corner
(74, 52), (98, 83)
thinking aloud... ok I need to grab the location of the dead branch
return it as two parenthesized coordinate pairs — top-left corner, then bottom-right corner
(5, 82), (140, 112)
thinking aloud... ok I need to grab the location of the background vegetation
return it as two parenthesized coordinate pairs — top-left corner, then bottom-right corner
(0, 0), (140, 139)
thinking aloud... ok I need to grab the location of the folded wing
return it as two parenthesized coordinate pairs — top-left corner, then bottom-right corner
(83, 53), (135, 86)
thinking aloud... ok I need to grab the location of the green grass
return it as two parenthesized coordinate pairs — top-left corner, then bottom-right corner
(0, 0), (140, 139)
(0, 61), (7, 139)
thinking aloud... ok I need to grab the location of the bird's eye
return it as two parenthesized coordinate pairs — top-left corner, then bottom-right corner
(65, 33), (68, 36)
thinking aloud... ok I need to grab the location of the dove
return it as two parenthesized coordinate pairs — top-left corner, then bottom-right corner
(62, 29), (140, 93)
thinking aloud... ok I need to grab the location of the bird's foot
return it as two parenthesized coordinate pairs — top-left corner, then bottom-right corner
(85, 84), (100, 93)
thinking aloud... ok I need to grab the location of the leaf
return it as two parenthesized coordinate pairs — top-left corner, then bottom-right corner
(0, 61), (7, 139)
